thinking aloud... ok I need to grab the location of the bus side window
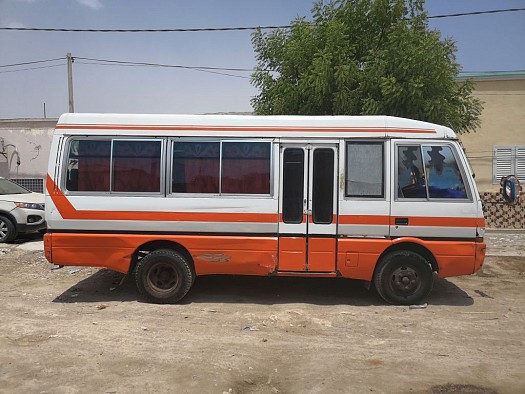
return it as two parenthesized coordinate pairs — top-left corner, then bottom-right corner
(172, 142), (220, 193)
(397, 145), (426, 198)
(112, 140), (162, 193)
(222, 142), (271, 195)
(423, 145), (467, 199)
(346, 142), (384, 198)
(66, 139), (111, 192)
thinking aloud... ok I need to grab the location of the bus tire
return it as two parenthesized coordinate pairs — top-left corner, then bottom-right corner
(0, 215), (17, 243)
(374, 251), (434, 305)
(135, 249), (194, 304)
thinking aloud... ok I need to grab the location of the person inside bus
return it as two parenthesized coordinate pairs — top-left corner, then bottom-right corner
(425, 146), (467, 199)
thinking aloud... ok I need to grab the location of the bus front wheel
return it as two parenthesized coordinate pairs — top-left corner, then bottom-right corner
(374, 251), (434, 305)
(135, 249), (194, 304)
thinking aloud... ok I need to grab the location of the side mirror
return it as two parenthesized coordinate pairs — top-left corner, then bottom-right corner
(500, 175), (522, 205)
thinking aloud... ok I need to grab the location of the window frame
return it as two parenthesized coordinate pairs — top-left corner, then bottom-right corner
(344, 140), (385, 200)
(168, 138), (275, 198)
(395, 141), (472, 202)
(62, 136), (166, 196)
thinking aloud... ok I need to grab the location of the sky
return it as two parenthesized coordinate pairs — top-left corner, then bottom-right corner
(0, 0), (524, 119)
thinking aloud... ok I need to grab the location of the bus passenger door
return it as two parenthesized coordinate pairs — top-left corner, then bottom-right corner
(278, 144), (338, 272)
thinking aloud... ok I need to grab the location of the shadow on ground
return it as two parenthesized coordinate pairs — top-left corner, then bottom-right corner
(6, 231), (44, 244)
(53, 270), (473, 307)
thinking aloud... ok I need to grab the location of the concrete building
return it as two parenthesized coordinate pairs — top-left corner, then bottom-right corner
(0, 119), (57, 192)
(458, 72), (525, 229)
(458, 71), (525, 192)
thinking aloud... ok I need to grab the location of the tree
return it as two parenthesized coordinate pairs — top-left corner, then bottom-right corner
(251, 0), (482, 133)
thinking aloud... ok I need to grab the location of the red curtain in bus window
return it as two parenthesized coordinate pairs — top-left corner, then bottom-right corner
(76, 140), (111, 191)
(112, 141), (161, 193)
(172, 142), (220, 193)
(222, 142), (271, 194)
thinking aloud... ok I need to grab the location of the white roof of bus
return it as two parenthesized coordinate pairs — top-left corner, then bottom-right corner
(56, 113), (456, 139)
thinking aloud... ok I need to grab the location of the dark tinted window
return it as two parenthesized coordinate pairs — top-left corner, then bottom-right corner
(112, 140), (162, 193)
(312, 148), (334, 224)
(222, 142), (271, 194)
(172, 142), (220, 193)
(282, 148), (304, 224)
(66, 140), (111, 192)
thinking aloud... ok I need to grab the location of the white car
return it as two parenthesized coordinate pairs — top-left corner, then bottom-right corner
(0, 177), (46, 243)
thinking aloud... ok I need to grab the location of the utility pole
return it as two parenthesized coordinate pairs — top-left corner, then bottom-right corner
(67, 53), (74, 113)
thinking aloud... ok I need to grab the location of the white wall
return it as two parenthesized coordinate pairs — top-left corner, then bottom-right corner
(0, 119), (57, 179)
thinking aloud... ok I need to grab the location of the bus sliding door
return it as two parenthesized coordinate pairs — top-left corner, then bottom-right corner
(278, 144), (338, 272)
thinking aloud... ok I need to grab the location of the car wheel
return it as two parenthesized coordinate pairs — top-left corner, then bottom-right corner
(135, 249), (194, 304)
(374, 250), (434, 305)
(0, 215), (17, 243)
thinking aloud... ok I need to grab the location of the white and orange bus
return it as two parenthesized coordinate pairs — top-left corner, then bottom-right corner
(44, 113), (486, 305)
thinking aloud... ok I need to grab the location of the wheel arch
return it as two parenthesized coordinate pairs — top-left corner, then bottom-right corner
(0, 210), (17, 226)
(130, 240), (195, 276)
(375, 240), (438, 278)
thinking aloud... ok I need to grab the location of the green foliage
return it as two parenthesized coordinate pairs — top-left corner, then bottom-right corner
(251, 0), (482, 133)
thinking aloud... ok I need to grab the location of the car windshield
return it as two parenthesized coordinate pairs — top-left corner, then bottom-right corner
(0, 179), (31, 195)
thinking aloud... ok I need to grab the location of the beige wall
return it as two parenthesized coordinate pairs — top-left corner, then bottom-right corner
(459, 78), (525, 192)
(0, 119), (57, 179)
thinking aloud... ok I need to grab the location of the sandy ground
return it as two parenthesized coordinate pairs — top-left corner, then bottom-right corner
(0, 232), (524, 394)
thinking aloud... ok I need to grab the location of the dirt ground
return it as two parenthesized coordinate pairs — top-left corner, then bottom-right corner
(0, 233), (524, 394)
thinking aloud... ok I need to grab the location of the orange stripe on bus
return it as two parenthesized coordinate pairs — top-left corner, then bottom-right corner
(55, 124), (436, 134)
(46, 176), (277, 223)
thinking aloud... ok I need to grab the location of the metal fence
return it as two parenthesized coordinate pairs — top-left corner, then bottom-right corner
(10, 178), (45, 193)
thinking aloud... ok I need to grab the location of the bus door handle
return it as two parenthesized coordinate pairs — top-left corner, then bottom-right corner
(395, 217), (409, 226)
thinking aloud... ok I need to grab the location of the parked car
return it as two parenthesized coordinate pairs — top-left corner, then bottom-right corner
(0, 177), (46, 243)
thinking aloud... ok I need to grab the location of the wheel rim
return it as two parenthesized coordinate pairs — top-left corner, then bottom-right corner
(146, 262), (180, 294)
(390, 265), (421, 296)
(0, 219), (8, 240)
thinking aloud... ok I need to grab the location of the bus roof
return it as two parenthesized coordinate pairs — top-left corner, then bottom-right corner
(55, 113), (457, 139)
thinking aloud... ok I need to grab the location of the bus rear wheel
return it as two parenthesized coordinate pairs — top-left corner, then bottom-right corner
(135, 249), (194, 304)
(374, 250), (434, 305)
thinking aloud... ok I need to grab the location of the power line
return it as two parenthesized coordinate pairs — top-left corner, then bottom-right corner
(75, 60), (250, 79)
(1, 8), (523, 33)
(428, 8), (525, 19)
(0, 25), (290, 33)
(75, 57), (254, 72)
(0, 57), (64, 68)
(0, 63), (64, 74)
(0, 56), (254, 79)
